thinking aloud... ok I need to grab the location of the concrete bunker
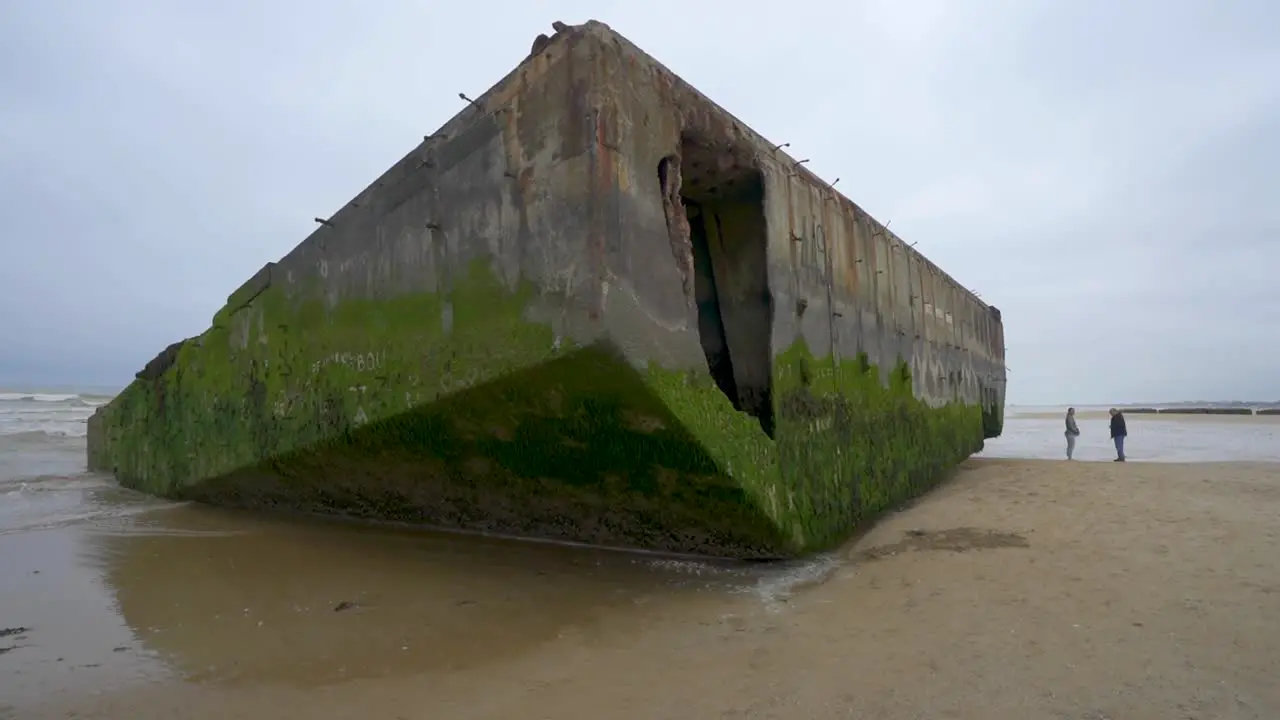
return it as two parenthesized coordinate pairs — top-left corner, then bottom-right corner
(660, 135), (774, 437)
(85, 21), (1006, 560)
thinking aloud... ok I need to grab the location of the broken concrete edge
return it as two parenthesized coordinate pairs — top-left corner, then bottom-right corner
(287, 22), (603, 283)
(88, 261), (986, 559)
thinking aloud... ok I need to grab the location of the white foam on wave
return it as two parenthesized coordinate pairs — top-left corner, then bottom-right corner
(0, 386), (111, 397)
(0, 423), (89, 439)
(0, 392), (80, 402)
(0, 503), (167, 536)
(2, 405), (96, 415)
(642, 552), (843, 612)
(0, 396), (96, 438)
(734, 553), (842, 612)
(0, 469), (183, 537)
(1, 473), (116, 495)
(0, 392), (111, 404)
(645, 558), (753, 578)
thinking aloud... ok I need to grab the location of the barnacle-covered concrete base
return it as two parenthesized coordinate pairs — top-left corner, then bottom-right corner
(87, 20), (1006, 559)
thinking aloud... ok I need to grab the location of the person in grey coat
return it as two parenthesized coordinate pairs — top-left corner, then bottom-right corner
(1064, 407), (1081, 460)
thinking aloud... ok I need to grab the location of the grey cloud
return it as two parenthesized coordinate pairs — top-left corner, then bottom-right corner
(1, 0), (1276, 405)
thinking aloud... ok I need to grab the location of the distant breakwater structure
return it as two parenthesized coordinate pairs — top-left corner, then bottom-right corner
(1123, 407), (1277, 416)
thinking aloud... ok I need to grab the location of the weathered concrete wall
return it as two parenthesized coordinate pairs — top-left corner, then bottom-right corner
(593, 31), (1005, 430)
(87, 20), (1006, 559)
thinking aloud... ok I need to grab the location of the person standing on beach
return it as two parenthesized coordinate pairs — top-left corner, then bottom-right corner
(1064, 407), (1081, 460)
(1109, 408), (1128, 462)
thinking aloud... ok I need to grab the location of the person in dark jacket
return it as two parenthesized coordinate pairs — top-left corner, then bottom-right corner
(1108, 408), (1127, 462)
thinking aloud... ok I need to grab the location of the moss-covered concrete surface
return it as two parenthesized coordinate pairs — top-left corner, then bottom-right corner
(88, 261), (986, 559)
(768, 343), (985, 553)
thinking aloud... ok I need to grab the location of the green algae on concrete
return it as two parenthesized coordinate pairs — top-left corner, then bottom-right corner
(89, 259), (795, 556)
(88, 255), (985, 558)
(188, 347), (793, 558)
(766, 341), (985, 553)
(92, 258), (562, 494)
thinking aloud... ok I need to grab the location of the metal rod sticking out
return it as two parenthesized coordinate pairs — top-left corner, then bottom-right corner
(787, 158), (811, 177)
(314, 217), (335, 228)
(772, 142), (790, 151)
(459, 92), (481, 109)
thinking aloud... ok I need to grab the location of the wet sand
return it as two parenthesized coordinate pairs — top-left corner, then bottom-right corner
(5, 457), (1280, 719)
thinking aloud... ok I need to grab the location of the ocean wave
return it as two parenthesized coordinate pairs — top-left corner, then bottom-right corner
(740, 553), (841, 611)
(0, 399), (97, 435)
(0, 392), (113, 406)
(0, 503), (168, 537)
(0, 470), (181, 536)
(0, 405), (95, 416)
(1, 426), (90, 440)
(0, 472), (116, 495)
(641, 552), (842, 610)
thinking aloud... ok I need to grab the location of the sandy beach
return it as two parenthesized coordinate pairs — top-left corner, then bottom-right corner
(5, 456), (1278, 720)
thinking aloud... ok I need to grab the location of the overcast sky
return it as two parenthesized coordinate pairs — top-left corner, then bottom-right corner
(1, 0), (1276, 405)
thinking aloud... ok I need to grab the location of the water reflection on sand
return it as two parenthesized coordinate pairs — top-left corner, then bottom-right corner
(2, 498), (837, 710)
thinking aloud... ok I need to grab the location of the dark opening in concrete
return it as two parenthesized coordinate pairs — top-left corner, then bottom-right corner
(666, 136), (774, 437)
